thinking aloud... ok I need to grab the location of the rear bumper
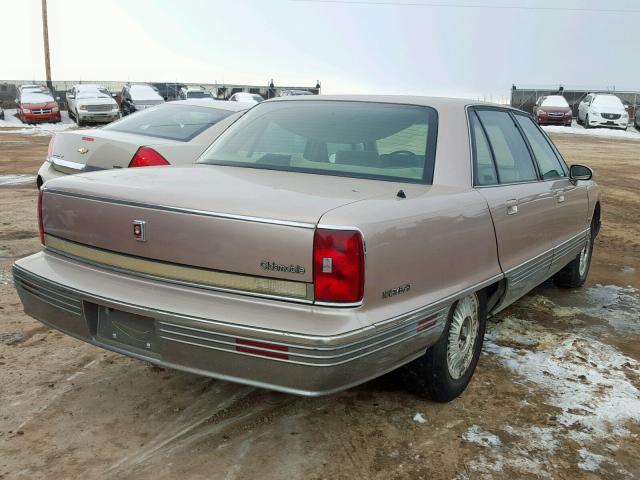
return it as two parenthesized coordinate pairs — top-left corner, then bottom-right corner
(37, 161), (68, 186)
(12, 252), (446, 396)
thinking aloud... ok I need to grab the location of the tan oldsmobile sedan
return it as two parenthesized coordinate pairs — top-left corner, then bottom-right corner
(13, 96), (600, 401)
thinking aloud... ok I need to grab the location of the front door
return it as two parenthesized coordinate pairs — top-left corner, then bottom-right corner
(512, 112), (589, 273)
(470, 108), (556, 308)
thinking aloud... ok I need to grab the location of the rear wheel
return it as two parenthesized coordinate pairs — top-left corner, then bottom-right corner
(76, 112), (83, 127)
(584, 115), (590, 129)
(401, 291), (487, 402)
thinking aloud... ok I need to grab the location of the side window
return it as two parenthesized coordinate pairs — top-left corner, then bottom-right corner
(475, 109), (538, 183)
(514, 114), (566, 179)
(470, 111), (498, 185)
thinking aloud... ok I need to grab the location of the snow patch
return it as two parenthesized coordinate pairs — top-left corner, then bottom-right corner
(413, 413), (427, 424)
(578, 448), (606, 471)
(583, 285), (640, 333)
(463, 425), (502, 448)
(0, 109), (75, 135)
(0, 174), (36, 186)
(543, 123), (640, 140)
(486, 321), (640, 442)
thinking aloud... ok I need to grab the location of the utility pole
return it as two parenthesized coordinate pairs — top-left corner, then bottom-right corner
(41, 0), (53, 90)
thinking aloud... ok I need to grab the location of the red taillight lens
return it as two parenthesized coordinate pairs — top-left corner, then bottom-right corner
(313, 228), (364, 303)
(37, 191), (44, 245)
(128, 147), (170, 168)
(46, 134), (56, 158)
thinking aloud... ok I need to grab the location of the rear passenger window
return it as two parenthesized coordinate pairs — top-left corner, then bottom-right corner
(470, 112), (498, 185)
(476, 110), (538, 183)
(514, 115), (566, 179)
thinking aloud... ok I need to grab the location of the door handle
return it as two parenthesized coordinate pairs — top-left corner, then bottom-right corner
(505, 199), (518, 215)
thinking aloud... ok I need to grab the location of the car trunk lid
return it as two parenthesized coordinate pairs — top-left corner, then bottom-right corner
(41, 166), (395, 291)
(49, 129), (178, 175)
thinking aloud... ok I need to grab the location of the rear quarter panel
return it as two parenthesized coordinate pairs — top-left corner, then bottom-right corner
(319, 185), (501, 324)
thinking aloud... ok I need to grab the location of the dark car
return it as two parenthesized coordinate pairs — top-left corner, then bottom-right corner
(533, 95), (572, 126)
(120, 84), (165, 116)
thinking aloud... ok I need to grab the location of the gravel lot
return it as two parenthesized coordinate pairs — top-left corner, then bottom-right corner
(0, 128), (639, 479)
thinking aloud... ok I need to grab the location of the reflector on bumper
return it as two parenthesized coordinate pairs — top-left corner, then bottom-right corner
(45, 235), (313, 301)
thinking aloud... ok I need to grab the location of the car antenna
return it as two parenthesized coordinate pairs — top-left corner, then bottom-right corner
(397, 189), (406, 199)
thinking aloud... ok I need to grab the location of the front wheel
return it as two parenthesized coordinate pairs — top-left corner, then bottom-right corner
(401, 291), (487, 402)
(554, 229), (594, 288)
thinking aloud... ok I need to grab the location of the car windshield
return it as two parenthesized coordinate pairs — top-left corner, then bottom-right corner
(77, 88), (111, 99)
(199, 100), (438, 184)
(592, 95), (623, 109)
(187, 91), (211, 99)
(541, 96), (569, 108)
(103, 104), (235, 141)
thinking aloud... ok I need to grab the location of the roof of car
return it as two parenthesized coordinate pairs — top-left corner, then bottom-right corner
(170, 99), (250, 111)
(267, 94), (504, 110)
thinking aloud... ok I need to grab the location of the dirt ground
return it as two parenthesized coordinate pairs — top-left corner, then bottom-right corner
(0, 130), (639, 479)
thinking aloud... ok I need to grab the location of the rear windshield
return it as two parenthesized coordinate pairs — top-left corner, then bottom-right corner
(103, 104), (235, 141)
(199, 101), (438, 183)
(129, 85), (161, 101)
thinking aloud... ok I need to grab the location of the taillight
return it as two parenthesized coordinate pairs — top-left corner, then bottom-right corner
(37, 191), (45, 245)
(46, 134), (56, 158)
(313, 228), (364, 304)
(128, 147), (170, 168)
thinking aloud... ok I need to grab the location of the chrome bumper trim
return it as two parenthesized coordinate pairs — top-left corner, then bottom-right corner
(44, 235), (313, 303)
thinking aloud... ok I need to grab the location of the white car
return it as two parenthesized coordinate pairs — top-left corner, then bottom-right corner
(66, 84), (120, 126)
(229, 92), (264, 104)
(577, 93), (629, 130)
(37, 100), (249, 189)
(178, 86), (214, 100)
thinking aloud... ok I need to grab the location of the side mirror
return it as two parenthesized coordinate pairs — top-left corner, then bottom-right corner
(570, 164), (593, 181)
(68, 94), (74, 99)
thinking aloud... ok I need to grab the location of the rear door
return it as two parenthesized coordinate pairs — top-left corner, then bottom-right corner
(470, 107), (556, 306)
(513, 113), (589, 273)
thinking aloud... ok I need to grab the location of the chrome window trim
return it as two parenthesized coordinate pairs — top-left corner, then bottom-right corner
(42, 188), (317, 229)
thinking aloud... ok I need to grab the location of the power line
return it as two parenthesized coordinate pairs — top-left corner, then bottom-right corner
(292, 0), (640, 14)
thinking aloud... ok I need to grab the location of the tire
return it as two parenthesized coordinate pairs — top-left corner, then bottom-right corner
(554, 223), (595, 288)
(401, 290), (487, 402)
(584, 115), (590, 129)
(76, 112), (83, 127)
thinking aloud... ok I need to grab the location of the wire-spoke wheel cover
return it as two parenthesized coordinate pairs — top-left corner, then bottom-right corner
(446, 293), (480, 380)
(578, 235), (591, 278)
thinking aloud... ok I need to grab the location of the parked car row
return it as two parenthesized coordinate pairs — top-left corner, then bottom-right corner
(534, 92), (634, 130)
(17, 95), (600, 402)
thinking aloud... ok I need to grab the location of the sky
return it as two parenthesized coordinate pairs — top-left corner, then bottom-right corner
(2, 0), (639, 100)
